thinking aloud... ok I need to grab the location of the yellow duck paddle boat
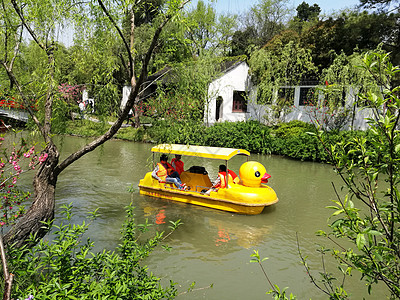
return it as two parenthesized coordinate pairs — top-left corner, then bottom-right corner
(138, 144), (278, 215)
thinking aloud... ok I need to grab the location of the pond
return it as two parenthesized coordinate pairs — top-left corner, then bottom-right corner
(16, 135), (388, 299)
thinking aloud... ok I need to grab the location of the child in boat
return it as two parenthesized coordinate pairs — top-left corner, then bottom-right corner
(152, 154), (186, 189)
(204, 165), (237, 195)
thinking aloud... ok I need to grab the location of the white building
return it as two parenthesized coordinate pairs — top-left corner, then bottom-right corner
(205, 61), (373, 130)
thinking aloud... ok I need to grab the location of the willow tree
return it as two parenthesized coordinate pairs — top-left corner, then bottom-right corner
(1, 0), (190, 247)
(249, 38), (318, 124)
(0, 0), (23, 90)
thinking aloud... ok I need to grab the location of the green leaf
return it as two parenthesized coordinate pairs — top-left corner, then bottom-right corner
(356, 233), (366, 250)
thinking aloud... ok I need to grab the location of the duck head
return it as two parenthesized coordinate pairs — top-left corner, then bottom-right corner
(239, 161), (271, 187)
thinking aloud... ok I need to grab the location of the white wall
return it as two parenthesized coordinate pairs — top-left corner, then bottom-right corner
(205, 62), (251, 125)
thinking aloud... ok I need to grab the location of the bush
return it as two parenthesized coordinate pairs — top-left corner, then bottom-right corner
(116, 126), (147, 142)
(5, 204), (180, 299)
(146, 119), (372, 163)
(64, 117), (372, 163)
(148, 120), (206, 145)
(271, 120), (316, 139)
(203, 121), (273, 154)
(63, 119), (109, 137)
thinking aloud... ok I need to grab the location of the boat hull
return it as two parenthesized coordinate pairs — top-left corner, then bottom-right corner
(138, 172), (278, 215)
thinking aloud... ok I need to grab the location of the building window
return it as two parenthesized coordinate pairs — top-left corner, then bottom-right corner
(299, 87), (316, 106)
(277, 88), (295, 106)
(232, 91), (247, 112)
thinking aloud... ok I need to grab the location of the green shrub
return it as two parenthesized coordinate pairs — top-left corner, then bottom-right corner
(116, 126), (147, 142)
(271, 120), (316, 138)
(203, 121), (273, 154)
(6, 204), (180, 299)
(148, 120), (206, 145)
(63, 120), (109, 137)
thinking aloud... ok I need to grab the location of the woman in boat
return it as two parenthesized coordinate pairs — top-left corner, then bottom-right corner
(152, 154), (186, 189)
(171, 154), (184, 175)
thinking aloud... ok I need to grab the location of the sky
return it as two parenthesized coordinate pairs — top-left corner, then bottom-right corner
(189, 0), (361, 15)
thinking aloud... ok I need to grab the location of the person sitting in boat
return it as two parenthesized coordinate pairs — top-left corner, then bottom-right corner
(204, 165), (235, 195)
(152, 154), (186, 190)
(228, 168), (240, 184)
(171, 154), (184, 175)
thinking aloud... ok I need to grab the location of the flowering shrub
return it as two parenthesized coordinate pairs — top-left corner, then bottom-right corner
(0, 187), (30, 229)
(0, 136), (47, 231)
(0, 89), (38, 111)
(58, 83), (83, 104)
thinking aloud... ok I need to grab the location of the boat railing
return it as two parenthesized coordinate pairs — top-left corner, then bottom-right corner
(162, 183), (211, 195)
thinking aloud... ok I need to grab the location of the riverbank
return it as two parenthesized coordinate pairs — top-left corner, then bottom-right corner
(62, 118), (370, 163)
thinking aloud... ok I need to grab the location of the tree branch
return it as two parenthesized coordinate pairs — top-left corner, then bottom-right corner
(97, 0), (134, 79)
(10, 0), (46, 50)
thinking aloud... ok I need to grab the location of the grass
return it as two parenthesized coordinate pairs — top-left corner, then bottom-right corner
(63, 118), (149, 142)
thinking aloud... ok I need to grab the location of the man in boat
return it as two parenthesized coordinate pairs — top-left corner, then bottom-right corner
(171, 154), (184, 175)
(152, 154), (186, 190)
(204, 165), (237, 195)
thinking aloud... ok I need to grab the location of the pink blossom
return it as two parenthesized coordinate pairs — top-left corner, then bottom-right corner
(39, 153), (48, 163)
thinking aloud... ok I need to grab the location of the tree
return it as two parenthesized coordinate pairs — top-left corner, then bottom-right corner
(359, 0), (399, 10)
(249, 40), (317, 124)
(249, 40), (317, 99)
(184, 0), (217, 57)
(296, 1), (321, 22)
(230, 26), (258, 57)
(1, 0), (190, 248)
(300, 11), (400, 70)
(315, 50), (400, 298)
(214, 13), (238, 56)
(0, 0), (23, 90)
(243, 0), (291, 47)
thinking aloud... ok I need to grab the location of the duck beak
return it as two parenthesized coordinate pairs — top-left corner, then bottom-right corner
(261, 173), (271, 183)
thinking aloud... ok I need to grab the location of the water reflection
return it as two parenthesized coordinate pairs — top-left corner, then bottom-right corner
(139, 196), (273, 252)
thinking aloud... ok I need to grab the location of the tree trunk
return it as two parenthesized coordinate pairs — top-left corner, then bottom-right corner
(134, 103), (141, 128)
(4, 143), (59, 248)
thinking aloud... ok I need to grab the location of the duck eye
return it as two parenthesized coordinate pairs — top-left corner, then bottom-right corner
(255, 171), (260, 177)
